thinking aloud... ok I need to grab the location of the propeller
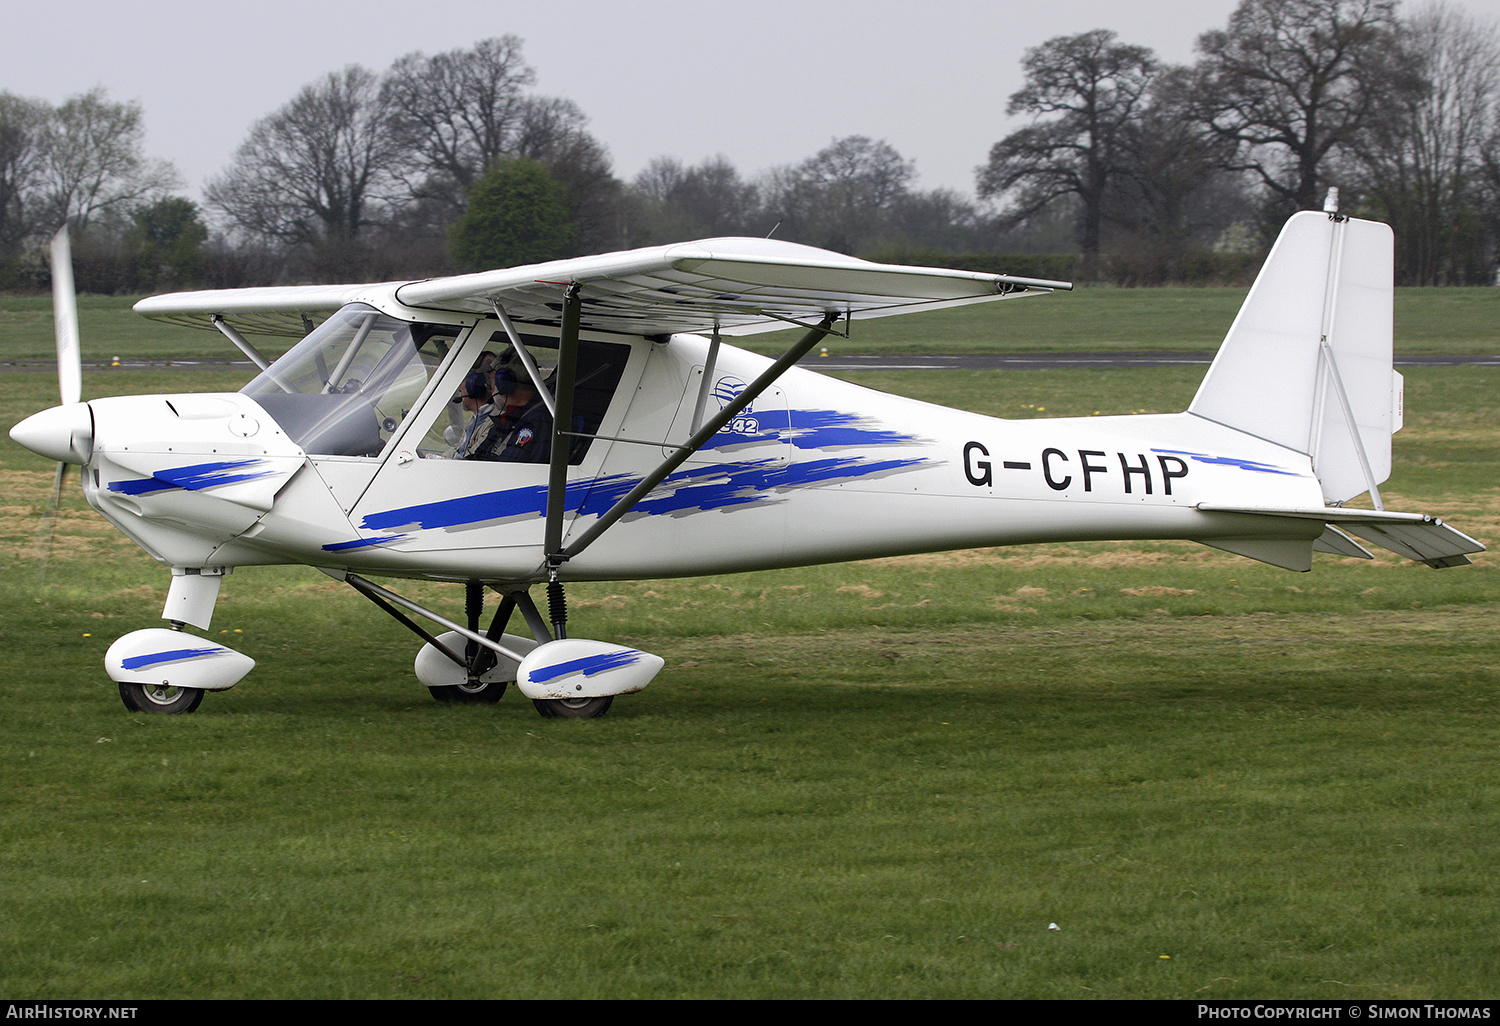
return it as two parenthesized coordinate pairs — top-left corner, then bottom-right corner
(52, 227), (82, 406)
(30, 227), (87, 578)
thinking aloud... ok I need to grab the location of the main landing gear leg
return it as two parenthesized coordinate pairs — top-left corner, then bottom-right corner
(425, 581), (511, 704)
(531, 570), (613, 719)
(334, 571), (656, 720)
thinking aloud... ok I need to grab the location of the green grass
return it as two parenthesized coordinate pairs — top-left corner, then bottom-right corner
(0, 335), (1496, 997)
(1, 285), (1498, 363)
(0, 295), (244, 363)
(753, 285), (1500, 356)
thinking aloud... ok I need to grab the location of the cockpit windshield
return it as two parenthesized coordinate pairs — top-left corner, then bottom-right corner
(241, 305), (462, 456)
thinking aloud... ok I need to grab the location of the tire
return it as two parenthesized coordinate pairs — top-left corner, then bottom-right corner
(426, 640), (509, 703)
(532, 695), (613, 719)
(427, 678), (508, 704)
(118, 681), (205, 714)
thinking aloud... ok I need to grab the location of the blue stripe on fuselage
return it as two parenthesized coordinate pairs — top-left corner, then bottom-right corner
(1151, 448), (1299, 476)
(359, 454), (928, 533)
(109, 459), (274, 496)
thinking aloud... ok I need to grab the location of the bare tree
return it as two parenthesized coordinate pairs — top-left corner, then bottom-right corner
(976, 29), (1157, 277)
(629, 155), (763, 242)
(1112, 65), (1251, 275)
(1356, 2), (1500, 283)
(36, 88), (179, 235)
(381, 36), (536, 216)
(0, 92), (48, 250)
(1192, 0), (1419, 218)
(206, 66), (402, 276)
(764, 135), (916, 253)
(508, 95), (622, 253)
(380, 39), (622, 254)
(883, 187), (990, 256)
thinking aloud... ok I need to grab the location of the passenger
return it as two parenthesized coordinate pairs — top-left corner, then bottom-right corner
(452, 372), (499, 459)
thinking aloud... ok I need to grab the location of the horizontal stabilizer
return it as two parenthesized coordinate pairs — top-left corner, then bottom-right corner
(1313, 524), (1374, 560)
(1341, 522), (1479, 569)
(1198, 504), (1484, 569)
(1201, 536), (1314, 571)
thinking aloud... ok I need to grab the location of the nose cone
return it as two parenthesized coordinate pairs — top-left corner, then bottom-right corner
(10, 403), (93, 464)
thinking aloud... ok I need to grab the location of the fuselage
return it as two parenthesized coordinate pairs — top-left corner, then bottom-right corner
(63, 320), (1326, 585)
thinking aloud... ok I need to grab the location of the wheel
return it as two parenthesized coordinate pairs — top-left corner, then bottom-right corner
(118, 681), (205, 714)
(427, 677), (508, 704)
(425, 639), (511, 704)
(532, 695), (613, 719)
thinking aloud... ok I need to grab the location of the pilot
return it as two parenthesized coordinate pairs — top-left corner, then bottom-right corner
(467, 368), (552, 463)
(493, 377), (553, 463)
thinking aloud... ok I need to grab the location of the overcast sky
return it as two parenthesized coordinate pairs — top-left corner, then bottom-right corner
(10, 0), (1500, 206)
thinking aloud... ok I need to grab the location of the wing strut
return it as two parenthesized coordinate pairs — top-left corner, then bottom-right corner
(555, 311), (839, 565)
(333, 569), (534, 663)
(491, 300), (557, 419)
(209, 315), (273, 372)
(689, 327), (723, 433)
(544, 284), (582, 562)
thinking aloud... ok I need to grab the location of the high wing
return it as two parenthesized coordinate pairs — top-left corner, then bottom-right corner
(133, 237), (1070, 338)
(133, 283), (401, 337)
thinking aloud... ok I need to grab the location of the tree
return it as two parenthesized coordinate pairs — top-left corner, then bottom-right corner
(882, 187), (990, 256)
(976, 30), (1157, 276)
(630, 155), (763, 242)
(380, 39), (623, 255)
(448, 158), (572, 270)
(0, 88), (181, 275)
(1110, 65), (1252, 278)
(206, 66), (401, 275)
(510, 95), (622, 254)
(130, 196), (209, 287)
(1192, 0), (1419, 218)
(0, 94), (50, 252)
(382, 36), (537, 217)
(29, 88), (179, 237)
(1355, 2), (1500, 283)
(764, 135), (916, 252)
(0, 93), (48, 250)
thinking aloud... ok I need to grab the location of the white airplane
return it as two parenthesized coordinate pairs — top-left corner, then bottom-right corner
(10, 204), (1483, 717)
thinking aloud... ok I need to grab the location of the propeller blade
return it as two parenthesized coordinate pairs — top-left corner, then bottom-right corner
(51, 227), (82, 406)
(32, 461), (69, 583)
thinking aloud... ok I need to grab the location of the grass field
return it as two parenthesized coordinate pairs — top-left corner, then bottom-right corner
(0, 298), (1496, 999)
(1, 286), (1498, 362)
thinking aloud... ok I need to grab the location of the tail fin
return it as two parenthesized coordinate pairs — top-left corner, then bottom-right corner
(1189, 211), (1400, 507)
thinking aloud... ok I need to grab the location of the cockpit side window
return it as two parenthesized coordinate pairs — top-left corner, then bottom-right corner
(241, 305), (461, 456)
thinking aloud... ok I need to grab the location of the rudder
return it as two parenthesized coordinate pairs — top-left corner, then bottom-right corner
(1188, 210), (1399, 506)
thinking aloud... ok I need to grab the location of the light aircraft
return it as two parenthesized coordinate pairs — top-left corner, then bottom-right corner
(9, 200), (1484, 717)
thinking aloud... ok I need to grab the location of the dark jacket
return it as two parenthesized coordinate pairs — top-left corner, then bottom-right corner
(467, 396), (552, 463)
